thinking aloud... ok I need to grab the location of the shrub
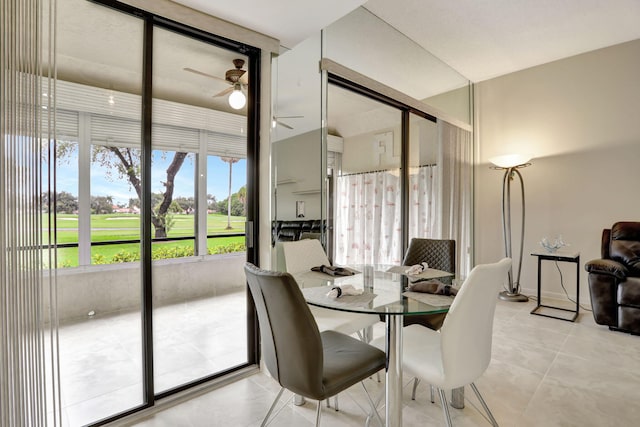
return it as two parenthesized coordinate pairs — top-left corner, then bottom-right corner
(88, 240), (246, 265)
(152, 246), (194, 259)
(111, 250), (140, 263)
(209, 242), (245, 254)
(91, 254), (108, 265)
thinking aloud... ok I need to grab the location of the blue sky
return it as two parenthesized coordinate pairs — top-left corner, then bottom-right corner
(56, 148), (246, 205)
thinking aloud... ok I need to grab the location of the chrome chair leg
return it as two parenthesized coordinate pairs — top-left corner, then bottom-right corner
(430, 385), (435, 403)
(325, 395), (339, 410)
(437, 388), (453, 427)
(411, 378), (420, 400)
(315, 400), (322, 427)
(261, 387), (285, 427)
(294, 394), (306, 406)
(470, 382), (499, 427)
(361, 381), (385, 427)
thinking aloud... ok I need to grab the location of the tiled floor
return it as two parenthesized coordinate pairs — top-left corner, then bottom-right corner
(120, 298), (640, 427)
(53, 291), (249, 426)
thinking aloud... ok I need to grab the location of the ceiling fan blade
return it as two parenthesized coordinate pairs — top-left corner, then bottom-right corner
(213, 86), (234, 97)
(183, 67), (227, 83)
(276, 120), (294, 130)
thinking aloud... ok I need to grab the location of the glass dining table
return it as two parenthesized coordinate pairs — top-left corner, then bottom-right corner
(293, 265), (455, 427)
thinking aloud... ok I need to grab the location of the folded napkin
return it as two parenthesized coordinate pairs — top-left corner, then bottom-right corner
(311, 265), (356, 276)
(408, 279), (458, 296)
(326, 284), (363, 298)
(405, 262), (429, 275)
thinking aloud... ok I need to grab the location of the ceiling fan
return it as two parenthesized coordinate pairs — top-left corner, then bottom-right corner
(183, 58), (248, 108)
(272, 115), (304, 130)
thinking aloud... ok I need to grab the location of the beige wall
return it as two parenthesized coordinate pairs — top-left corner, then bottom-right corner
(273, 130), (323, 220)
(474, 39), (640, 304)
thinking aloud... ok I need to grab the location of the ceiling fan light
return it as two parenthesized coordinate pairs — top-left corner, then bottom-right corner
(228, 86), (246, 110)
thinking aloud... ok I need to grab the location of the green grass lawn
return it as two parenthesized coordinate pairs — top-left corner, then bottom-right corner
(44, 213), (246, 267)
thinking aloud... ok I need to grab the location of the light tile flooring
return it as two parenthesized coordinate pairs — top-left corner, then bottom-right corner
(53, 291), (249, 426)
(118, 298), (640, 427)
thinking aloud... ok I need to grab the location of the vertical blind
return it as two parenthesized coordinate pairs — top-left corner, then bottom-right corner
(1, 0), (60, 426)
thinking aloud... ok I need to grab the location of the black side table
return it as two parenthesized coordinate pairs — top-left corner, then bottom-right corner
(530, 250), (580, 322)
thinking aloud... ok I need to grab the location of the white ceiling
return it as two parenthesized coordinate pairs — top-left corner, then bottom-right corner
(172, 0), (640, 83)
(170, 0), (366, 51)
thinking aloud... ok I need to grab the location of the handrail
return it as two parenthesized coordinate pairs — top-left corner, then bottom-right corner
(44, 233), (245, 249)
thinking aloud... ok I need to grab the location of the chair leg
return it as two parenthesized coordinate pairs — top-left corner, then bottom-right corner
(361, 382), (385, 427)
(261, 387), (285, 427)
(470, 382), (499, 427)
(430, 385), (435, 403)
(437, 388), (453, 427)
(294, 394), (306, 406)
(325, 395), (339, 411)
(315, 399), (323, 427)
(411, 377), (420, 400)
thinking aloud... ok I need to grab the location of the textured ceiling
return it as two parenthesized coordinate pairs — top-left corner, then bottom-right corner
(172, 0), (640, 83)
(169, 0), (366, 50)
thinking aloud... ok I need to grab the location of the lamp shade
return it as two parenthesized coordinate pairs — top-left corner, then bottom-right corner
(489, 153), (532, 168)
(228, 86), (246, 110)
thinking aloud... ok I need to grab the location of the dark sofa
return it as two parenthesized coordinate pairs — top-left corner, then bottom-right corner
(585, 221), (640, 334)
(271, 220), (325, 245)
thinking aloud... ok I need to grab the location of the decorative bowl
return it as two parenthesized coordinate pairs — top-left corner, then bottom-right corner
(540, 236), (567, 253)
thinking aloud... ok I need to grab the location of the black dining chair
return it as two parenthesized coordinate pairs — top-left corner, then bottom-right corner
(402, 237), (456, 330)
(244, 263), (385, 427)
(401, 238), (456, 401)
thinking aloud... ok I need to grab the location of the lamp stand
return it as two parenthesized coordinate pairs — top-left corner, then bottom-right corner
(498, 166), (528, 302)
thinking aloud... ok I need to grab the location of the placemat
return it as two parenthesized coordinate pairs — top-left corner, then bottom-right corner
(402, 291), (454, 307)
(302, 286), (377, 309)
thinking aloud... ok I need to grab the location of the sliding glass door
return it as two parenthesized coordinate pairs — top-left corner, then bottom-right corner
(53, 2), (145, 425)
(326, 78), (471, 271)
(53, 0), (259, 424)
(151, 27), (250, 394)
(328, 83), (403, 265)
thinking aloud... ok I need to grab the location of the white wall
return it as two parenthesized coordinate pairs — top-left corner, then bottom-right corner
(475, 39), (640, 305)
(273, 129), (323, 219)
(46, 254), (247, 321)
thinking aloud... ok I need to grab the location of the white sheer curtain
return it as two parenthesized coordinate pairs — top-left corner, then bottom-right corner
(408, 165), (438, 239)
(334, 170), (402, 265)
(335, 166), (437, 265)
(437, 120), (473, 278)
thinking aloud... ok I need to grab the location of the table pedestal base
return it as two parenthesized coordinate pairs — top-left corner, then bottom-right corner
(385, 315), (403, 426)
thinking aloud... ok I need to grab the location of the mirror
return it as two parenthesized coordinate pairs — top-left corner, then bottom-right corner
(271, 6), (473, 270)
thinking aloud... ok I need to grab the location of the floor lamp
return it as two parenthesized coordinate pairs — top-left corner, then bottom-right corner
(490, 154), (532, 302)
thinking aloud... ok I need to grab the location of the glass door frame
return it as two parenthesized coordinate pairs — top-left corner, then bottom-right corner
(326, 73), (436, 258)
(89, 1), (261, 425)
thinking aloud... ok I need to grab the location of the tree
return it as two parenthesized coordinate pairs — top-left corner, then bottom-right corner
(236, 186), (247, 216)
(90, 195), (114, 214)
(220, 157), (239, 230)
(207, 194), (217, 212)
(57, 141), (188, 238)
(173, 196), (195, 213)
(42, 191), (78, 214)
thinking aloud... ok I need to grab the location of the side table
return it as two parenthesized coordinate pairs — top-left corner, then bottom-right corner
(530, 250), (580, 322)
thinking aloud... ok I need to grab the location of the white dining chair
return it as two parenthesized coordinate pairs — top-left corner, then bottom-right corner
(279, 239), (379, 338)
(279, 239), (381, 410)
(372, 257), (511, 426)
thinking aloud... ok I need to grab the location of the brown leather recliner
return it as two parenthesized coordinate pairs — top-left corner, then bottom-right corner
(585, 222), (640, 335)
